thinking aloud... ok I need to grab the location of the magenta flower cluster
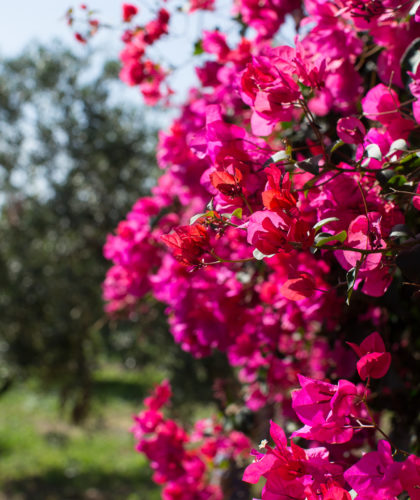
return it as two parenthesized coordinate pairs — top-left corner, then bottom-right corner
(93, 0), (420, 497)
(131, 379), (250, 499)
(242, 337), (419, 499)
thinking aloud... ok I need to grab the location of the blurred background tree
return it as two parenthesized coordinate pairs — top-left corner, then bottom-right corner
(0, 43), (232, 430)
(0, 44), (160, 422)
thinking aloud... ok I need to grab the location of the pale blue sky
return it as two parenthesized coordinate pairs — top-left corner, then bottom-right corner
(0, 1), (122, 55)
(0, 1), (295, 106)
(0, 0), (238, 104)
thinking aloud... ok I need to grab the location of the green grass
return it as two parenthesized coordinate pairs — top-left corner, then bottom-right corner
(0, 366), (163, 500)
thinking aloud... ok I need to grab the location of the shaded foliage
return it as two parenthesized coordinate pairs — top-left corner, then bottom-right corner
(0, 44), (158, 421)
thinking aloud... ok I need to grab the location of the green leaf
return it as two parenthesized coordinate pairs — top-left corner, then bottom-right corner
(231, 207), (243, 219)
(387, 139), (407, 157)
(346, 267), (357, 306)
(365, 143), (382, 161)
(408, 156), (420, 169)
(190, 213), (205, 225)
(314, 230), (347, 247)
(388, 174), (407, 187)
(298, 81), (311, 92)
(253, 249), (275, 260)
(281, 121), (292, 130)
(330, 139), (345, 154)
(296, 155), (322, 175)
(262, 149), (290, 169)
(389, 224), (411, 239)
(303, 178), (316, 198)
(193, 40), (204, 56)
(399, 151), (420, 166)
(376, 169), (395, 187)
(313, 217), (339, 232)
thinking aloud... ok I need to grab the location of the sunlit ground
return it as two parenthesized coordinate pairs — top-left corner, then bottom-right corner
(0, 366), (162, 500)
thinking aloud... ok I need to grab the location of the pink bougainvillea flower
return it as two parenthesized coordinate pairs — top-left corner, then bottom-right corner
(361, 83), (401, 125)
(240, 47), (300, 135)
(291, 375), (360, 444)
(335, 213), (386, 273)
(133, 409), (163, 434)
(344, 440), (403, 498)
(346, 0), (386, 21)
(294, 44), (327, 91)
(355, 262), (394, 298)
(242, 422), (289, 485)
(414, 183), (420, 210)
(243, 420), (344, 499)
(265, 165), (291, 191)
(280, 272), (316, 301)
(103, 4), (420, 497)
(161, 224), (210, 266)
(317, 481), (352, 500)
(122, 3), (138, 22)
(287, 219), (315, 249)
(413, 99), (420, 125)
(138, 9), (170, 45)
(247, 210), (291, 255)
(132, 381), (248, 500)
(202, 31), (230, 61)
(144, 379), (172, 411)
(233, 0), (297, 40)
(347, 331), (391, 380)
(415, 3), (420, 22)
(262, 187), (297, 212)
(247, 210), (314, 255)
(74, 32), (87, 44)
(336, 117), (366, 144)
(119, 59), (144, 86)
(374, 17), (419, 89)
(189, 0), (215, 13)
(210, 168), (243, 197)
(262, 167), (298, 213)
(400, 454), (420, 500)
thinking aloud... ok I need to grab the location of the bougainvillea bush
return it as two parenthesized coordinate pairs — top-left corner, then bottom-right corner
(71, 0), (420, 497)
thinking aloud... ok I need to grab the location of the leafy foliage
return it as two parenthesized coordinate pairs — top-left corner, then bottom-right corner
(0, 44), (158, 422)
